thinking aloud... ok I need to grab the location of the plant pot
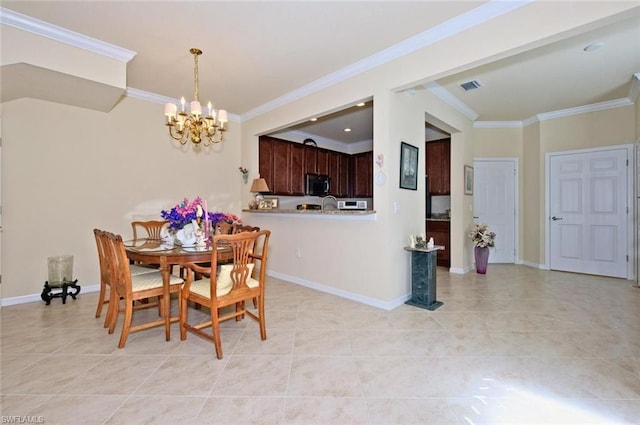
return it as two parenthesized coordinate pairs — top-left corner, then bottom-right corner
(474, 246), (489, 274)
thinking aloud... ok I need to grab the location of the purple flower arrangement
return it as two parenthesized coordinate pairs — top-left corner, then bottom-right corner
(161, 197), (240, 230)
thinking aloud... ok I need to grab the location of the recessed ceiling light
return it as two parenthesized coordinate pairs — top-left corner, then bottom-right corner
(344, 128), (352, 132)
(584, 42), (604, 52)
(356, 102), (365, 107)
(310, 117), (318, 122)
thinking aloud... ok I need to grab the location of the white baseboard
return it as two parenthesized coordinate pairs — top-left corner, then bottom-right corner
(267, 270), (410, 311)
(1, 284), (99, 307)
(521, 260), (546, 269)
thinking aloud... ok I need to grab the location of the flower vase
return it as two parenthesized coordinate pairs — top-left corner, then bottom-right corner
(242, 173), (248, 184)
(474, 246), (489, 274)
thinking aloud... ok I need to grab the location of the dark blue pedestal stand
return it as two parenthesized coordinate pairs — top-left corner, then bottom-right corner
(404, 245), (444, 311)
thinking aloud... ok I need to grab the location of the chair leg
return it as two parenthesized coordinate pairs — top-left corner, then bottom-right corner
(118, 302), (133, 348)
(211, 310), (223, 359)
(235, 301), (245, 321)
(95, 281), (107, 318)
(160, 294), (171, 342)
(103, 285), (114, 328)
(258, 296), (267, 340)
(179, 291), (188, 341)
(107, 290), (119, 333)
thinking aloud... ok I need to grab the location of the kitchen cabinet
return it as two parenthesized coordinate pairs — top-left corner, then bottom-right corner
(259, 136), (304, 195)
(352, 151), (373, 198)
(259, 135), (371, 198)
(304, 146), (330, 176)
(328, 151), (350, 198)
(258, 138), (274, 188)
(426, 220), (450, 267)
(304, 146), (317, 175)
(317, 149), (329, 175)
(426, 140), (450, 195)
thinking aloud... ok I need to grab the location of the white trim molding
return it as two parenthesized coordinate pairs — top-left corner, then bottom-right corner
(0, 7), (136, 62)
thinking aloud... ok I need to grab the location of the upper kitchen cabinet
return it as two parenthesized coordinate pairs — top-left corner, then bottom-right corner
(351, 151), (373, 198)
(304, 145), (330, 176)
(328, 151), (350, 198)
(259, 135), (369, 198)
(426, 139), (450, 195)
(259, 136), (304, 195)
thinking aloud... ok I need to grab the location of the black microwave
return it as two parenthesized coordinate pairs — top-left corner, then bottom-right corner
(305, 173), (330, 196)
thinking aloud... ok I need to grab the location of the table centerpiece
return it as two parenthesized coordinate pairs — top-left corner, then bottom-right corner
(160, 197), (241, 246)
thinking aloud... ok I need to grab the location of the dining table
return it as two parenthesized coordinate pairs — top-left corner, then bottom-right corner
(123, 238), (231, 340)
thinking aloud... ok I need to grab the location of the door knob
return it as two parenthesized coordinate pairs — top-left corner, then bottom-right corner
(551, 216), (563, 221)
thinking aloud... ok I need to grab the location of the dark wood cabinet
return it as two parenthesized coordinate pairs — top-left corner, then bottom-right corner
(290, 143), (305, 195)
(317, 149), (329, 175)
(426, 220), (450, 267)
(259, 136), (371, 198)
(304, 146), (330, 176)
(352, 151), (373, 198)
(304, 146), (317, 175)
(426, 139), (450, 195)
(328, 151), (350, 198)
(259, 136), (304, 195)
(258, 138), (274, 188)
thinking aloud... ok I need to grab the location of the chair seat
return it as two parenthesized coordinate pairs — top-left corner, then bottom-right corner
(129, 264), (160, 276)
(131, 271), (183, 291)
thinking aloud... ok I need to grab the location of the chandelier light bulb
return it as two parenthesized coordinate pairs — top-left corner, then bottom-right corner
(164, 48), (227, 147)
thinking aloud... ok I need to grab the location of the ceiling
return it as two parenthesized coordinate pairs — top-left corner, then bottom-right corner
(2, 2), (639, 145)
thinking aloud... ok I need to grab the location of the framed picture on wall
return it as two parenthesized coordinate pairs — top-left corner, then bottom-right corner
(464, 165), (474, 195)
(399, 142), (419, 190)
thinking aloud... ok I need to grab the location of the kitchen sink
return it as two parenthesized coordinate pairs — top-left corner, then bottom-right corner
(297, 203), (322, 210)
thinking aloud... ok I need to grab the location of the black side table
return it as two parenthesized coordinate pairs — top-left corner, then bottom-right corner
(404, 245), (444, 310)
(41, 279), (81, 305)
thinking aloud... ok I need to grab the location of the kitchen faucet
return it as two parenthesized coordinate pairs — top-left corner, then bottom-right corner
(321, 195), (337, 211)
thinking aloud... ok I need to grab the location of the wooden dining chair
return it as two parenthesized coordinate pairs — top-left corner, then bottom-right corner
(179, 230), (270, 359)
(235, 224), (260, 233)
(93, 229), (158, 327)
(131, 220), (169, 240)
(234, 225), (261, 306)
(213, 220), (236, 235)
(102, 230), (184, 348)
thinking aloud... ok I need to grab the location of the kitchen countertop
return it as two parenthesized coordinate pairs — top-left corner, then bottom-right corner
(243, 208), (375, 216)
(426, 217), (450, 222)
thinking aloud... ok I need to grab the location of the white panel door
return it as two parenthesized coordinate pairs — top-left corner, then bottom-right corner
(549, 148), (628, 278)
(473, 160), (516, 263)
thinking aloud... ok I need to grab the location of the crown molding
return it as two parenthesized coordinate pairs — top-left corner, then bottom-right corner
(241, 0), (531, 121)
(474, 97), (634, 128)
(536, 98), (633, 123)
(425, 81), (479, 121)
(473, 121), (523, 129)
(0, 7), (136, 62)
(628, 72), (640, 102)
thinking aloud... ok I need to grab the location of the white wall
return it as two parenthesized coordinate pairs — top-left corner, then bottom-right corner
(1, 97), (241, 301)
(3, 1), (636, 305)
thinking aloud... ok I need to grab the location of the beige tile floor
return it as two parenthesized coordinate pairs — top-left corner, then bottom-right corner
(1, 265), (640, 424)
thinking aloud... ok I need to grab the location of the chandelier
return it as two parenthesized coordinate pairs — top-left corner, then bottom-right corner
(164, 48), (228, 146)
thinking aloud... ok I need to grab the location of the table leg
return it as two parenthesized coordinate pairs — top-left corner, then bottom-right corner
(160, 257), (171, 341)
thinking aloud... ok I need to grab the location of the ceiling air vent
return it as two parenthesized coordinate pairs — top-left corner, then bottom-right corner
(460, 80), (482, 91)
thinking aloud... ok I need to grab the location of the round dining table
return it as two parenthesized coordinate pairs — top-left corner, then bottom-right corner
(123, 238), (231, 340)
